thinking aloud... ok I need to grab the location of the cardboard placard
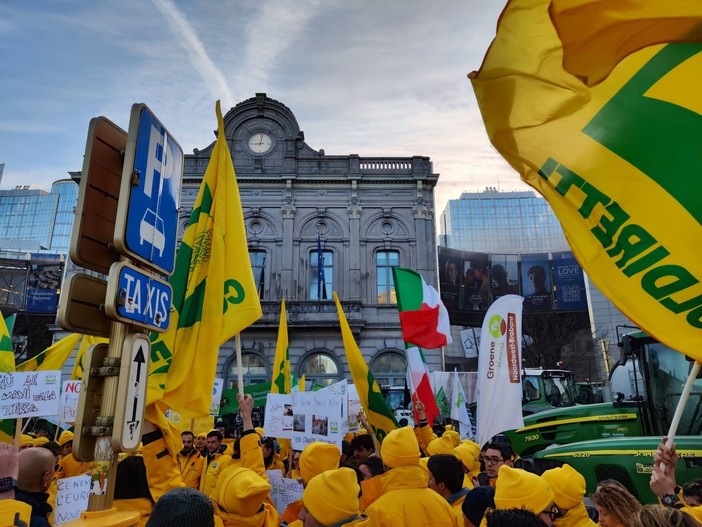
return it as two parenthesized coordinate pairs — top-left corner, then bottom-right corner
(0, 371), (61, 419)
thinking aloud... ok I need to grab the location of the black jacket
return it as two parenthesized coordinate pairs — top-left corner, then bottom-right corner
(14, 489), (52, 527)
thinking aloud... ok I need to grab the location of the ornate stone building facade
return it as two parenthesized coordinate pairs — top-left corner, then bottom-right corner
(180, 94), (441, 393)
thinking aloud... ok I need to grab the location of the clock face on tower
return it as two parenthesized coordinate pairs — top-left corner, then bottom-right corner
(248, 132), (273, 154)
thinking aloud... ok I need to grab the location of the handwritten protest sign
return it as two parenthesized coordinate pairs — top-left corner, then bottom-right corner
(291, 388), (344, 449)
(54, 475), (90, 525)
(263, 393), (293, 439)
(59, 380), (81, 424)
(267, 469), (304, 514)
(210, 378), (224, 416)
(0, 371), (61, 419)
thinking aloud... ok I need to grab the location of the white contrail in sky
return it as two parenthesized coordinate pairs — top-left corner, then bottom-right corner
(150, 0), (235, 106)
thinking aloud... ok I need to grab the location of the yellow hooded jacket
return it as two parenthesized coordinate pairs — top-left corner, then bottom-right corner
(200, 446), (232, 498)
(357, 465), (459, 527)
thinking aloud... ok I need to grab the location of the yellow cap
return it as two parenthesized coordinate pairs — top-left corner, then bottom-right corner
(443, 429), (460, 447)
(427, 434), (455, 456)
(380, 427), (420, 468)
(20, 434), (34, 448)
(542, 464), (586, 510)
(32, 437), (49, 447)
(303, 468), (360, 525)
(213, 466), (270, 516)
(300, 442), (340, 484)
(58, 431), (74, 447)
(495, 466), (553, 514)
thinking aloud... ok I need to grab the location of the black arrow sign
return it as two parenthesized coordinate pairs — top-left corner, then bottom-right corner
(130, 345), (147, 423)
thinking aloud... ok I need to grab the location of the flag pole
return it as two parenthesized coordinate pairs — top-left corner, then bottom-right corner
(441, 346), (446, 371)
(662, 360), (701, 466)
(235, 333), (244, 394)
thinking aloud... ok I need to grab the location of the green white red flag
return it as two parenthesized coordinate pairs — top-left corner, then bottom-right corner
(392, 268), (452, 349)
(406, 346), (440, 426)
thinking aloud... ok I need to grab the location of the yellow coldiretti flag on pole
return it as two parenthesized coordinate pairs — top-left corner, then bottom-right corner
(0, 310), (14, 373)
(17, 333), (81, 372)
(71, 335), (109, 380)
(333, 292), (398, 443)
(271, 298), (291, 394)
(145, 100), (262, 453)
(470, 0), (702, 362)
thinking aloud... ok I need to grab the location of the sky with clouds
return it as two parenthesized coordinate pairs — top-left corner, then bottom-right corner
(0, 0), (526, 216)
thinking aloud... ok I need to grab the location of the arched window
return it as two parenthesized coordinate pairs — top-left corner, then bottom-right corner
(298, 352), (343, 388)
(225, 352), (269, 389)
(370, 351), (407, 388)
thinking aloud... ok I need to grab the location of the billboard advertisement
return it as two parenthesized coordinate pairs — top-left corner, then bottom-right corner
(438, 247), (587, 325)
(26, 254), (63, 313)
(552, 251), (588, 311)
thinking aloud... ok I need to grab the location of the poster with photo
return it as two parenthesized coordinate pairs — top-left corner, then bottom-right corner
(263, 393), (294, 439)
(520, 253), (553, 312)
(291, 389), (344, 449)
(346, 383), (361, 432)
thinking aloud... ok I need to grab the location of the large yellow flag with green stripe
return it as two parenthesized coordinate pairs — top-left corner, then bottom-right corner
(17, 333), (81, 372)
(470, 0), (702, 361)
(0, 310), (14, 373)
(271, 299), (291, 394)
(333, 292), (398, 443)
(145, 101), (262, 452)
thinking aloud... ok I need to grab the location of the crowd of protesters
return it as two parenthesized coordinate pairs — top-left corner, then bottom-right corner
(2, 396), (701, 527)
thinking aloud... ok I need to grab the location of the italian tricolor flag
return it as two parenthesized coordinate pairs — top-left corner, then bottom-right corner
(392, 268), (453, 349)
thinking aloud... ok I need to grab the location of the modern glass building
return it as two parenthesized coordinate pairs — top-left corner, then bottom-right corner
(439, 189), (569, 253)
(439, 188), (635, 373)
(0, 179), (78, 256)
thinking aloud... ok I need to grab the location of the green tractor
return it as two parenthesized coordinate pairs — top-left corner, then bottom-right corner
(506, 332), (702, 503)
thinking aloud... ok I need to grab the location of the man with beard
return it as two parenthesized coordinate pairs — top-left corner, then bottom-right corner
(177, 431), (203, 489)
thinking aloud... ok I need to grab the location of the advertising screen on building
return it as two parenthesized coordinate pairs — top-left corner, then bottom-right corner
(26, 254), (63, 313)
(437, 247), (587, 326)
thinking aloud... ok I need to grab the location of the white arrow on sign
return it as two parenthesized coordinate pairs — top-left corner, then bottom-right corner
(112, 333), (150, 453)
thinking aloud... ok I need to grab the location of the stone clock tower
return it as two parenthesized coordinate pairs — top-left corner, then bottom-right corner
(181, 93), (442, 398)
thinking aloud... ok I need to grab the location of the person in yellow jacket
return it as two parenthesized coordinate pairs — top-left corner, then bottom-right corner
(199, 429), (232, 497)
(280, 442), (341, 526)
(261, 437), (285, 472)
(176, 430), (203, 489)
(208, 393), (280, 527)
(140, 394), (270, 525)
(357, 426), (458, 527)
(299, 468), (366, 526)
(56, 431), (91, 479)
(542, 464), (597, 527)
(428, 454), (470, 525)
(454, 443), (477, 490)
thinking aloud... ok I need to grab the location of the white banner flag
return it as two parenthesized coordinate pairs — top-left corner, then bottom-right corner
(451, 370), (475, 441)
(477, 295), (524, 447)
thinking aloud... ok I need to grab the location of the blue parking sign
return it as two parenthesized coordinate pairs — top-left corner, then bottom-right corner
(115, 104), (183, 276)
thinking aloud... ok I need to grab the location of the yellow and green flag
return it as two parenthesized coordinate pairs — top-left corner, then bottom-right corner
(17, 333), (81, 372)
(71, 335), (109, 380)
(0, 310), (14, 373)
(145, 100), (262, 453)
(470, 0), (702, 362)
(271, 298), (291, 394)
(333, 292), (398, 443)
(549, 0), (702, 86)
